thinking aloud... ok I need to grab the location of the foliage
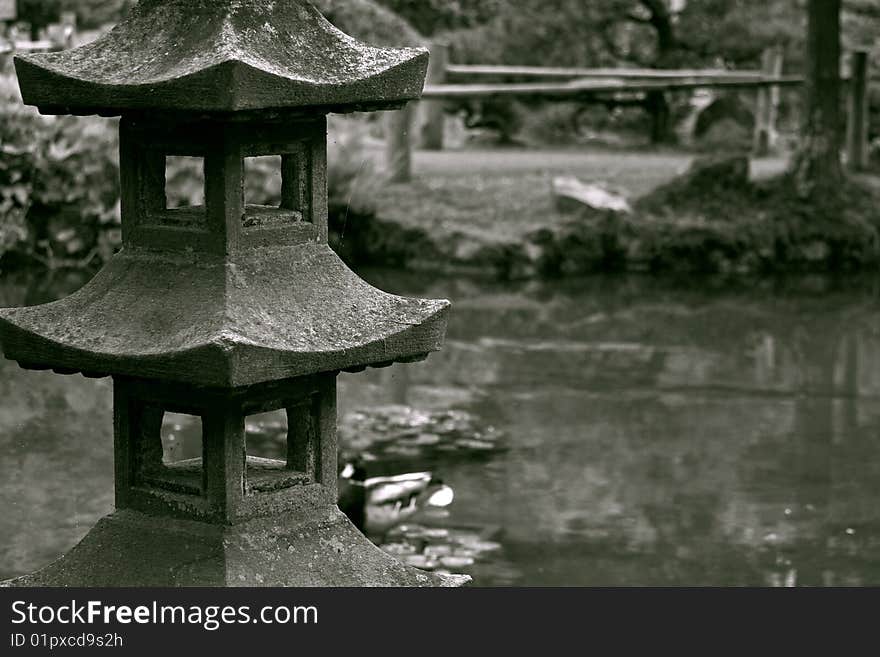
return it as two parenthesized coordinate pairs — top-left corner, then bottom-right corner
(0, 76), (120, 268)
(59, 0), (134, 29)
(312, 0), (423, 46)
(335, 151), (880, 278)
(518, 102), (651, 147)
(15, 0), (420, 41)
(443, 3), (613, 69)
(402, 0), (871, 74)
(15, 0), (131, 38)
(620, 173), (880, 273)
(15, 0), (60, 38)
(517, 103), (585, 146)
(374, 0), (501, 36)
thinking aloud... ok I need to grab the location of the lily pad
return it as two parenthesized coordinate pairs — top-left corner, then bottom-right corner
(441, 556), (476, 569)
(404, 555), (439, 570)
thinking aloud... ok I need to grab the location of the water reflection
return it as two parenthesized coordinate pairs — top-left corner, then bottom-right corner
(3, 270), (880, 586)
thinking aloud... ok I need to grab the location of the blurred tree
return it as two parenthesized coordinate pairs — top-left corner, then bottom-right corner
(16, 0), (134, 36)
(16, 0), (60, 39)
(59, 0), (135, 29)
(600, 0), (681, 143)
(587, 0), (805, 142)
(792, 0), (843, 198)
(373, 0), (501, 35)
(427, 1), (805, 144)
(313, 0), (423, 46)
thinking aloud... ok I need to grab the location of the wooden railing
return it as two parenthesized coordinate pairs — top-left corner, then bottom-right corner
(445, 64), (781, 81)
(386, 44), (871, 182)
(0, 18), (76, 56)
(419, 76), (805, 100)
(0, 39), (60, 55)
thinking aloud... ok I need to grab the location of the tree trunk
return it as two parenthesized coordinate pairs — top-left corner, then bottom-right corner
(792, 0), (843, 198)
(646, 91), (672, 144)
(643, 0), (677, 145)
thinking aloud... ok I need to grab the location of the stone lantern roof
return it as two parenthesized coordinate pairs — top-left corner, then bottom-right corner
(0, 0), (447, 388)
(14, 0), (429, 115)
(0, 248), (449, 387)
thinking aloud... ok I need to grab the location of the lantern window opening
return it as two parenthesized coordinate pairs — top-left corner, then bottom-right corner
(243, 155), (282, 212)
(241, 145), (312, 230)
(161, 412), (203, 465)
(164, 155), (207, 212)
(133, 403), (319, 499)
(243, 401), (319, 495)
(135, 410), (205, 498)
(134, 148), (211, 232)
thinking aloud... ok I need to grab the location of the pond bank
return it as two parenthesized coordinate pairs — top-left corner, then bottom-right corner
(331, 152), (880, 279)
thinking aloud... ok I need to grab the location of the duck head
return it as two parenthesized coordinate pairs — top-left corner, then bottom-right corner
(340, 461), (367, 483)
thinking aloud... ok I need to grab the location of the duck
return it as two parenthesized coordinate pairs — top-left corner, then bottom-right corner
(337, 461), (455, 539)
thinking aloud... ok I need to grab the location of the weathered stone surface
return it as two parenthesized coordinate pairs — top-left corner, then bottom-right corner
(551, 176), (632, 215)
(14, 0), (429, 115)
(3, 509), (469, 587)
(0, 244), (449, 386)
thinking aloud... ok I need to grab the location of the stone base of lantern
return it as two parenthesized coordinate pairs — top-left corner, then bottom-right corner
(3, 509), (469, 588)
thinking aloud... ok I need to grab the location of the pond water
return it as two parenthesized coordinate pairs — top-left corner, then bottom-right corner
(3, 268), (880, 586)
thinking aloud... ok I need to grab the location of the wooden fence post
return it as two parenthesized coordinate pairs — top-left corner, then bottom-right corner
(846, 50), (869, 172)
(753, 46), (784, 156)
(385, 104), (414, 183)
(61, 11), (77, 49)
(421, 41), (449, 151)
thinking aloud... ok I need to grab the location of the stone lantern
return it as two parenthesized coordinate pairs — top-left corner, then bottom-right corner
(1, 0), (463, 587)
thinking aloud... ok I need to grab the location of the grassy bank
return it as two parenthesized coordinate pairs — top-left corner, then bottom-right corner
(334, 149), (880, 278)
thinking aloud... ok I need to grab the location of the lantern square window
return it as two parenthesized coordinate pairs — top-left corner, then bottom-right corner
(243, 156), (282, 209)
(135, 405), (319, 499)
(242, 148), (312, 230)
(243, 404), (319, 494)
(132, 151), (210, 231)
(165, 156), (206, 211)
(161, 412), (203, 464)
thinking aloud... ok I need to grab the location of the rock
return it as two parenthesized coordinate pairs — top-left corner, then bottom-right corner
(440, 555), (475, 569)
(552, 177), (632, 215)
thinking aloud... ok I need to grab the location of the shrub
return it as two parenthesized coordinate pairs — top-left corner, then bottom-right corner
(0, 75), (120, 268)
(313, 0), (424, 46)
(60, 0), (135, 29)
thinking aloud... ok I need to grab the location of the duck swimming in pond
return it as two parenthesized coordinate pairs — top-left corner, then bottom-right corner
(337, 462), (455, 539)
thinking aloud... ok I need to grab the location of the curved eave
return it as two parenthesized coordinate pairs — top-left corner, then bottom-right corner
(14, 52), (428, 116)
(12, 0), (430, 116)
(0, 245), (450, 387)
(0, 314), (445, 387)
